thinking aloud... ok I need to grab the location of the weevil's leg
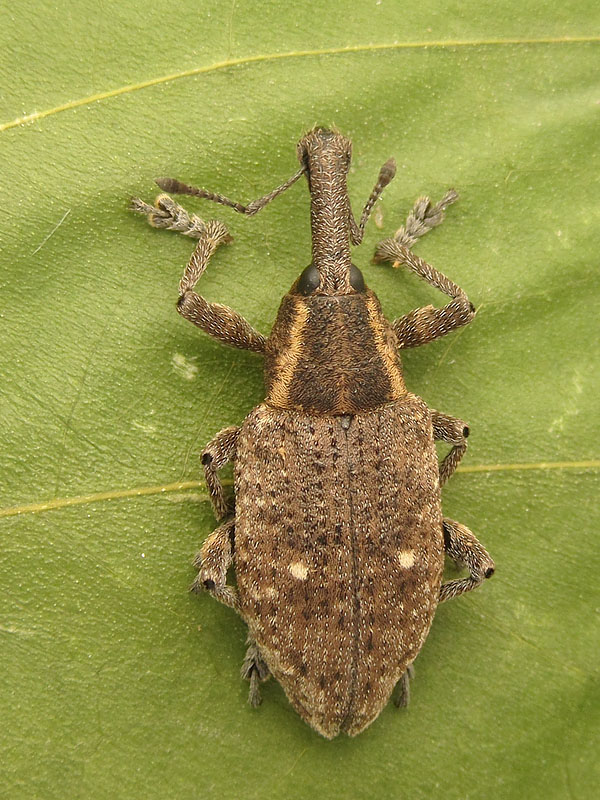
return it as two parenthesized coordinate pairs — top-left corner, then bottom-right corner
(375, 243), (475, 348)
(374, 191), (475, 347)
(350, 158), (397, 245)
(390, 300), (475, 349)
(177, 221), (267, 353)
(431, 410), (470, 486)
(241, 634), (271, 707)
(202, 426), (240, 521)
(130, 194), (208, 238)
(389, 190), (459, 250)
(440, 519), (495, 602)
(132, 195), (266, 353)
(393, 663), (415, 708)
(191, 517), (238, 609)
(155, 167), (305, 217)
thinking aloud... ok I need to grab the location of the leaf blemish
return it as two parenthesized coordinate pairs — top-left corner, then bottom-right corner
(172, 353), (198, 380)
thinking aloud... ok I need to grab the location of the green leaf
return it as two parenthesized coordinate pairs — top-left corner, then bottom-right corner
(1, 2), (598, 798)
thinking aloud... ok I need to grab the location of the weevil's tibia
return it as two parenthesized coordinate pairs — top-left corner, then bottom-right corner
(176, 218), (231, 294)
(431, 410), (470, 485)
(155, 167), (306, 217)
(440, 519), (495, 602)
(241, 636), (271, 707)
(201, 426), (240, 520)
(192, 517), (238, 609)
(376, 241), (475, 343)
(176, 222), (267, 352)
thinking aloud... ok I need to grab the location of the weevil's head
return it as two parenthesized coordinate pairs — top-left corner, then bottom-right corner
(290, 127), (366, 300)
(295, 127), (359, 297)
(289, 127), (367, 299)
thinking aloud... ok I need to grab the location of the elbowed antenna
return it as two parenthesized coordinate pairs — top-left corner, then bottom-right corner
(155, 166), (306, 217)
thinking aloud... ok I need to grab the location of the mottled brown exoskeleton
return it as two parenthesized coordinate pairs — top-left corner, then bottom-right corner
(131, 127), (495, 738)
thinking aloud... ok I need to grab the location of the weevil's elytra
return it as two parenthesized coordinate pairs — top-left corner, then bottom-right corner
(235, 398), (443, 736)
(132, 126), (495, 738)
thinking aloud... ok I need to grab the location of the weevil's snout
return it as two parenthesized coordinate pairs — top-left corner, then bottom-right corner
(296, 127), (352, 172)
(295, 263), (366, 297)
(296, 127), (355, 296)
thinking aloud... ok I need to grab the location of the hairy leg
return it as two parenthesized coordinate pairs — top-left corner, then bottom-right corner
(191, 517), (238, 609)
(201, 425), (239, 521)
(440, 518), (495, 602)
(131, 194), (266, 352)
(240, 635), (271, 707)
(375, 191), (475, 347)
(431, 410), (470, 485)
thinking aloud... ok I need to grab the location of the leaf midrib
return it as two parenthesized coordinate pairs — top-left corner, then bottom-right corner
(1, 35), (599, 133)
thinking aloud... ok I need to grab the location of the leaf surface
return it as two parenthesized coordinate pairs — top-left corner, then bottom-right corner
(1, 2), (599, 798)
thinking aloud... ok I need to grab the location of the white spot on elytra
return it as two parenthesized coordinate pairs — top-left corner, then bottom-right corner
(397, 550), (415, 568)
(289, 561), (308, 580)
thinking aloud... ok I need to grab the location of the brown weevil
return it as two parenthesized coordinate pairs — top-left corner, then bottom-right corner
(131, 127), (495, 738)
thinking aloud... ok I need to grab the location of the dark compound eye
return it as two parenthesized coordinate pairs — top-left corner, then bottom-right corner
(297, 264), (321, 295)
(349, 264), (365, 292)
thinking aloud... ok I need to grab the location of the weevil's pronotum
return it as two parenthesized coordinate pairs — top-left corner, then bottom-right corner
(132, 127), (495, 738)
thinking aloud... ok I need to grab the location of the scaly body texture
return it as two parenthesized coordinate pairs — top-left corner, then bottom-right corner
(236, 398), (442, 737)
(132, 127), (495, 738)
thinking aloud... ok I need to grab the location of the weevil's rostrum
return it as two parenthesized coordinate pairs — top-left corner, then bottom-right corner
(132, 127), (495, 738)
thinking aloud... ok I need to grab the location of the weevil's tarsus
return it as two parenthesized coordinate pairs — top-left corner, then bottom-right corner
(155, 166), (305, 217)
(390, 189), (459, 250)
(130, 194), (208, 238)
(440, 519), (495, 602)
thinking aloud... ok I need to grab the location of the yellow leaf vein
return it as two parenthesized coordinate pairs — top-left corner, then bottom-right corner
(1, 36), (599, 133)
(1, 461), (598, 519)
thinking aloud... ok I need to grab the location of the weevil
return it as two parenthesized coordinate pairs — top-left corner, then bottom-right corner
(131, 127), (495, 738)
